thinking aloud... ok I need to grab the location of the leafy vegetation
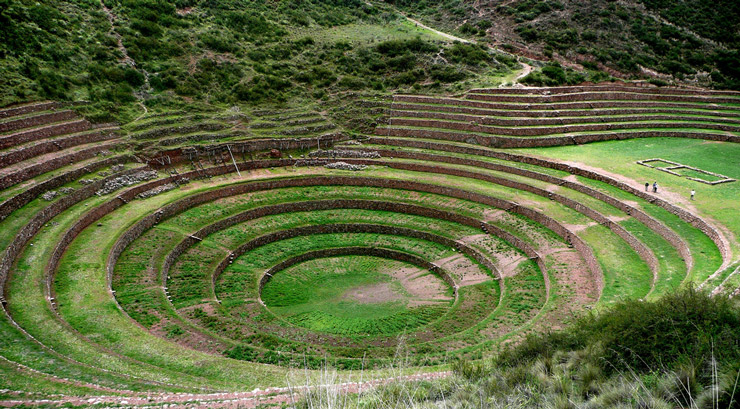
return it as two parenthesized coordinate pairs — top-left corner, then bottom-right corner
(0, 0), (516, 122)
(300, 287), (740, 409)
(390, 0), (740, 89)
(520, 62), (611, 86)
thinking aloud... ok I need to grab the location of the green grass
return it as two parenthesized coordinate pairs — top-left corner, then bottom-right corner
(427, 259), (548, 356)
(620, 219), (686, 299)
(4, 133), (730, 393)
(516, 138), (740, 249)
(110, 175), (580, 364)
(49, 172), (511, 383)
(52, 179), (292, 390)
(380, 124), (740, 138)
(218, 233), (455, 302)
(669, 166), (730, 182)
(263, 256), (450, 336)
(7, 193), (203, 392)
(515, 138), (736, 288)
(580, 225), (653, 303)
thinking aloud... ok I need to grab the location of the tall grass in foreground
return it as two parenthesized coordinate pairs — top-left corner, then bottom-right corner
(289, 286), (740, 408)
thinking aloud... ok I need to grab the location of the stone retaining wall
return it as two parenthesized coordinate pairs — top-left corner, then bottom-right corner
(369, 144), (691, 270)
(465, 91), (740, 104)
(132, 123), (224, 140)
(367, 137), (707, 269)
(0, 155), (133, 221)
(393, 95), (740, 112)
(357, 157), (658, 276)
(489, 154), (730, 263)
(376, 127), (739, 148)
(388, 103), (740, 119)
(257, 246), (456, 294)
(104, 171), (595, 304)
(368, 137), (728, 266)
(0, 110), (78, 134)
(148, 134), (346, 166)
(43, 165), (604, 309)
(0, 166), (144, 301)
(0, 142), (123, 190)
(0, 129), (120, 168)
(467, 85), (740, 97)
(390, 110), (740, 127)
(150, 202), (507, 296)
(0, 102), (60, 120)
(389, 118), (740, 136)
(157, 132), (243, 147)
(0, 119), (91, 150)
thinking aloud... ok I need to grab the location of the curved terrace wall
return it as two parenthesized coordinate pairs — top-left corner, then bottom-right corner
(388, 118), (740, 136)
(366, 136), (728, 267)
(387, 103), (740, 119)
(389, 110), (740, 127)
(0, 142), (124, 190)
(0, 102), (60, 120)
(0, 120), (91, 150)
(0, 110), (78, 134)
(0, 129), (120, 168)
(392, 95), (740, 112)
(376, 127), (740, 148)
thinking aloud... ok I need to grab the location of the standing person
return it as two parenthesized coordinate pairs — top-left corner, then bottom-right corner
(645, 182), (649, 191)
(691, 189), (695, 200)
(653, 182), (658, 193)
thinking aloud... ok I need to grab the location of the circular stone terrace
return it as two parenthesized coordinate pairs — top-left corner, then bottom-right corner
(0, 84), (738, 407)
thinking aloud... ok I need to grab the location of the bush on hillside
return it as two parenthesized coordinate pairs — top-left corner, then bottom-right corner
(497, 286), (740, 374)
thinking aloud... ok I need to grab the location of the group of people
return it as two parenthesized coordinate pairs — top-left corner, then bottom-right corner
(645, 181), (658, 193)
(644, 181), (696, 200)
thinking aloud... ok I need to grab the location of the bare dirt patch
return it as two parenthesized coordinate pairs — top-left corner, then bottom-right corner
(387, 266), (452, 307)
(435, 254), (492, 286)
(563, 222), (597, 233)
(497, 254), (528, 278)
(341, 282), (404, 304)
(176, 7), (194, 16)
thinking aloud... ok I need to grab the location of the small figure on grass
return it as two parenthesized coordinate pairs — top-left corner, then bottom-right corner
(653, 182), (658, 193)
(691, 189), (695, 200)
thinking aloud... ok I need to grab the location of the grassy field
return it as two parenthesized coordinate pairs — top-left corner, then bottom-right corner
(263, 256), (451, 336)
(515, 138), (740, 257)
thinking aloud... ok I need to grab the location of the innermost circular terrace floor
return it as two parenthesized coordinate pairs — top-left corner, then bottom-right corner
(260, 255), (455, 336)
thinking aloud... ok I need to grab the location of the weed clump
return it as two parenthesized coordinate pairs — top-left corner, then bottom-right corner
(297, 287), (740, 408)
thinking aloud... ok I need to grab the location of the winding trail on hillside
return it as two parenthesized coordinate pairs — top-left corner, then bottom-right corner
(401, 13), (532, 83)
(515, 62), (533, 81)
(100, 0), (151, 104)
(404, 15), (471, 43)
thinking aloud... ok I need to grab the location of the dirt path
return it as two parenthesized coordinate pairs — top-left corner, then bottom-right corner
(100, 1), (135, 68)
(401, 13), (533, 84)
(515, 62), (533, 81)
(404, 15), (471, 43)
(100, 0), (151, 101)
(0, 371), (452, 408)
(558, 159), (735, 279)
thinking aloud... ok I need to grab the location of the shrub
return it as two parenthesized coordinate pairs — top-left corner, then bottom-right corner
(375, 37), (437, 57)
(498, 286), (740, 374)
(338, 75), (365, 90)
(224, 345), (258, 361)
(123, 67), (145, 87)
(446, 42), (490, 65)
(430, 65), (467, 82)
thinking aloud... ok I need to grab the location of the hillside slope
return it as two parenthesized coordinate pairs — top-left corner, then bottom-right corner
(389, 0), (740, 89)
(0, 0), (519, 121)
